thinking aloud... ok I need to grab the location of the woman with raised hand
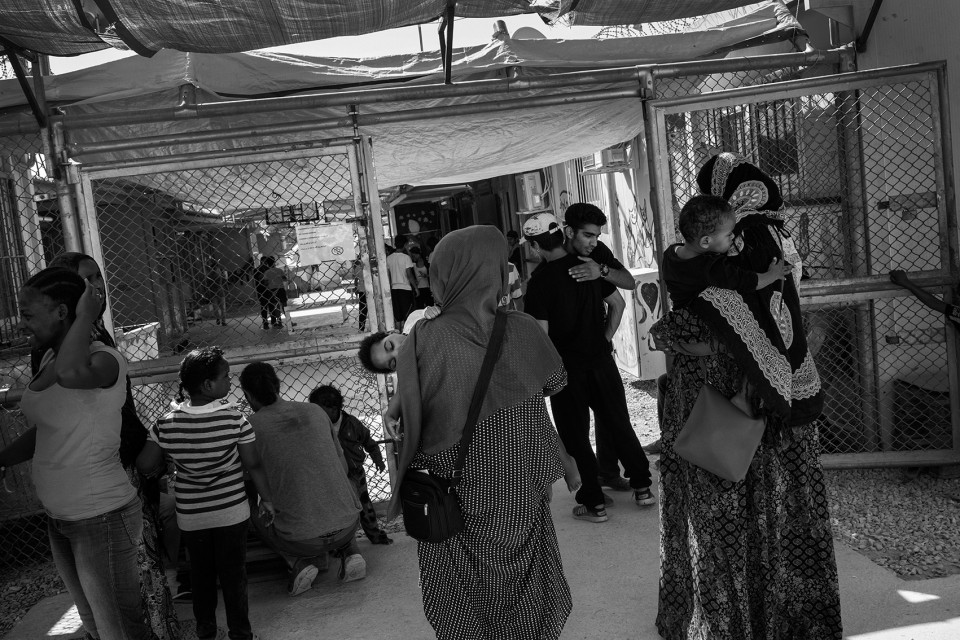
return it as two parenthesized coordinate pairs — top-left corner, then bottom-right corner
(0, 267), (154, 640)
(42, 251), (182, 639)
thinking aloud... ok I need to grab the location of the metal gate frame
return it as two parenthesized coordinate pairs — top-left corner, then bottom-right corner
(73, 137), (397, 467)
(645, 61), (960, 468)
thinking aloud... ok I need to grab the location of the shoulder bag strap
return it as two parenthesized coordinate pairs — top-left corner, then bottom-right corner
(449, 310), (508, 490)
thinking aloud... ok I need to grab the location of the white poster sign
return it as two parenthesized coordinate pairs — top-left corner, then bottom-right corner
(296, 223), (356, 266)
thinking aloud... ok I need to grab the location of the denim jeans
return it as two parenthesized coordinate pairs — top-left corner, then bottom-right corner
(48, 496), (154, 640)
(251, 512), (360, 568)
(550, 354), (652, 507)
(182, 520), (252, 640)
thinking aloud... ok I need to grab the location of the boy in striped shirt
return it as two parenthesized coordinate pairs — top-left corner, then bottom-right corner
(138, 347), (274, 640)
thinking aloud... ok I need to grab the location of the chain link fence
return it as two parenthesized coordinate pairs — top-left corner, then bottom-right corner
(0, 141), (391, 570)
(1, 131), (63, 570)
(650, 64), (956, 458)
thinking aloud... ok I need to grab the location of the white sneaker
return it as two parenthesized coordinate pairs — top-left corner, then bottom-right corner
(341, 554), (367, 583)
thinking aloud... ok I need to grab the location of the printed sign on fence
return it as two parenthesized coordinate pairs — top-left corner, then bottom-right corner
(296, 223), (356, 266)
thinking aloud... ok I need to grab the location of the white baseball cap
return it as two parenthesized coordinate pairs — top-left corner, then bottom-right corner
(520, 212), (563, 243)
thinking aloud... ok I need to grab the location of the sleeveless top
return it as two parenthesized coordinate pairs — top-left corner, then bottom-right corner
(21, 343), (135, 520)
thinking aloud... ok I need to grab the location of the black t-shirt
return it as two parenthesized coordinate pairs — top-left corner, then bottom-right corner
(661, 244), (759, 308)
(588, 240), (625, 271)
(524, 253), (617, 370)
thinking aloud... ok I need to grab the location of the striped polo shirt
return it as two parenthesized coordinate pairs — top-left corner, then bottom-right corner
(151, 400), (255, 531)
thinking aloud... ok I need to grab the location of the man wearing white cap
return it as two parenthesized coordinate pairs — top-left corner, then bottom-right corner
(522, 207), (655, 524)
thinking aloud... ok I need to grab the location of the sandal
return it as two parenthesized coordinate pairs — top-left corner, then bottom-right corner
(572, 504), (608, 523)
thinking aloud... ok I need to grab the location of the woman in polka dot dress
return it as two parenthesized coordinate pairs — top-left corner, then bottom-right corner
(390, 226), (572, 639)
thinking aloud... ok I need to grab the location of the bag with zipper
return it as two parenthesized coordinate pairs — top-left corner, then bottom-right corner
(398, 311), (507, 543)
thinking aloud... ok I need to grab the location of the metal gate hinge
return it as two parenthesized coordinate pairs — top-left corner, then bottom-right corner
(62, 160), (81, 185)
(638, 69), (655, 100)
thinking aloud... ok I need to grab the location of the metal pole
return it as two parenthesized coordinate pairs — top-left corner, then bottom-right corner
(933, 64), (960, 456)
(654, 60), (945, 110)
(49, 48), (843, 132)
(48, 122), (82, 252)
(80, 139), (353, 174)
(68, 87), (642, 157)
(75, 174), (115, 336)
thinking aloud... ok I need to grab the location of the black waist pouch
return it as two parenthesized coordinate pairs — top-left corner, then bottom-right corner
(399, 470), (464, 543)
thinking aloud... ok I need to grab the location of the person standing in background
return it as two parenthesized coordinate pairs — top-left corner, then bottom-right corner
(409, 245), (432, 309)
(204, 258), (228, 326)
(385, 234), (418, 328)
(353, 258), (368, 332)
(562, 208), (640, 492)
(261, 257), (287, 329)
(506, 230), (523, 275)
(253, 257), (272, 330)
(523, 209), (655, 523)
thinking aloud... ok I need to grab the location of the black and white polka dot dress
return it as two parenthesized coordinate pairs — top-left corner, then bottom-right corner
(411, 367), (571, 640)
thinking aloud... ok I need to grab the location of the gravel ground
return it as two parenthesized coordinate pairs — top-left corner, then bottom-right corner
(825, 467), (960, 580)
(1, 560), (65, 639)
(3, 374), (960, 638)
(619, 372), (960, 582)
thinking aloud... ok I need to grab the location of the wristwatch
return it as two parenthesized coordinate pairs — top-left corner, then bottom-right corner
(599, 263), (610, 278)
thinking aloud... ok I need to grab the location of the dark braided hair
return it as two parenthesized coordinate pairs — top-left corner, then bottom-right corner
(26, 262), (149, 471)
(239, 361), (280, 406)
(308, 384), (343, 410)
(358, 331), (391, 373)
(178, 346), (226, 402)
(22, 267), (85, 322)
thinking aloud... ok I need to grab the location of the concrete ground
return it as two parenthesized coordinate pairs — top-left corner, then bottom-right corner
(10, 473), (960, 640)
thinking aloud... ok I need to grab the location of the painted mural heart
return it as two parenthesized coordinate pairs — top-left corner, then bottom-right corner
(640, 282), (660, 316)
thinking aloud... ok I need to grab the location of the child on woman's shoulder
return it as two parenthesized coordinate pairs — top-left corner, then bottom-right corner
(663, 194), (792, 308)
(137, 346), (273, 640)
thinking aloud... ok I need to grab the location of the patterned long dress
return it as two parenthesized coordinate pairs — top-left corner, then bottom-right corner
(654, 310), (842, 640)
(411, 368), (571, 640)
(129, 470), (182, 640)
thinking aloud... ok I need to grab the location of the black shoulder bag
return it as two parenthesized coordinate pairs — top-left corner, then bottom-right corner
(399, 311), (508, 543)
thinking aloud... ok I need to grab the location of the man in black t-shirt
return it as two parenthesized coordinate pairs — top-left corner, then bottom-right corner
(562, 211), (647, 490)
(523, 207), (654, 524)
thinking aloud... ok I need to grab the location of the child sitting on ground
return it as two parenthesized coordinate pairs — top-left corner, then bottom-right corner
(662, 194), (792, 308)
(357, 304), (582, 493)
(309, 384), (393, 545)
(138, 347), (274, 640)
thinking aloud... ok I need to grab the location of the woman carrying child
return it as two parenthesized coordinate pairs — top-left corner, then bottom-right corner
(0, 267), (155, 640)
(390, 226), (572, 639)
(138, 347), (274, 640)
(653, 153), (842, 639)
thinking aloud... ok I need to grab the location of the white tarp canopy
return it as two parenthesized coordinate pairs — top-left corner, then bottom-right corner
(1, 0), (768, 57)
(0, 2), (803, 210)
